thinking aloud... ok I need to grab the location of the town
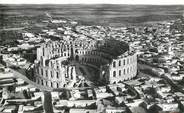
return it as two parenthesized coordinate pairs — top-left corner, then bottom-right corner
(0, 10), (184, 113)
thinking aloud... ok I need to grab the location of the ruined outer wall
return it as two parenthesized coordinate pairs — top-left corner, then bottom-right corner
(100, 52), (137, 84)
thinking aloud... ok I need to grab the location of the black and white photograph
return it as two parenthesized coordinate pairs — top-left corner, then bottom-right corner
(0, 0), (184, 113)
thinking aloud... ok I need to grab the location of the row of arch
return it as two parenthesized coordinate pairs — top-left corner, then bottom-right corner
(112, 65), (137, 78)
(36, 77), (62, 88)
(37, 67), (62, 79)
(108, 53), (137, 84)
(112, 55), (137, 68)
(76, 49), (110, 58)
(80, 56), (109, 66)
(39, 41), (97, 61)
(36, 64), (77, 87)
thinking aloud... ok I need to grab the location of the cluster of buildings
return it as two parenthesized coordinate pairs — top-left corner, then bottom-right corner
(0, 65), (44, 113)
(1, 54), (27, 67)
(1, 14), (184, 113)
(122, 16), (184, 112)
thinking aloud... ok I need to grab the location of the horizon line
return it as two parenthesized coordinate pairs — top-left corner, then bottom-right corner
(0, 0), (184, 5)
(1, 3), (184, 6)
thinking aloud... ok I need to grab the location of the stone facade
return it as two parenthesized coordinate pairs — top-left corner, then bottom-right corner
(100, 52), (137, 84)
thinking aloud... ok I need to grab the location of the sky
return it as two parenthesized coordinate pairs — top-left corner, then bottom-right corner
(0, 0), (184, 5)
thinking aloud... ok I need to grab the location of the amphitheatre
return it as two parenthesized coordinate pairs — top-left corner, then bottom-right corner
(34, 37), (137, 89)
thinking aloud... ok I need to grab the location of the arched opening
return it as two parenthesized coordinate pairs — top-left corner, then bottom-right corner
(51, 82), (53, 87)
(71, 68), (73, 79)
(124, 69), (126, 75)
(70, 47), (74, 60)
(41, 68), (43, 76)
(75, 55), (79, 61)
(119, 60), (121, 66)
(41, 80), (44, 85)
(57, 83), (59, 88)
(113, 71), (116, 77)
(119, 70), (121, 76)
(127, 68), (129, 74)
(113, 61), (116, 67)
(56, 72), (59, 78)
